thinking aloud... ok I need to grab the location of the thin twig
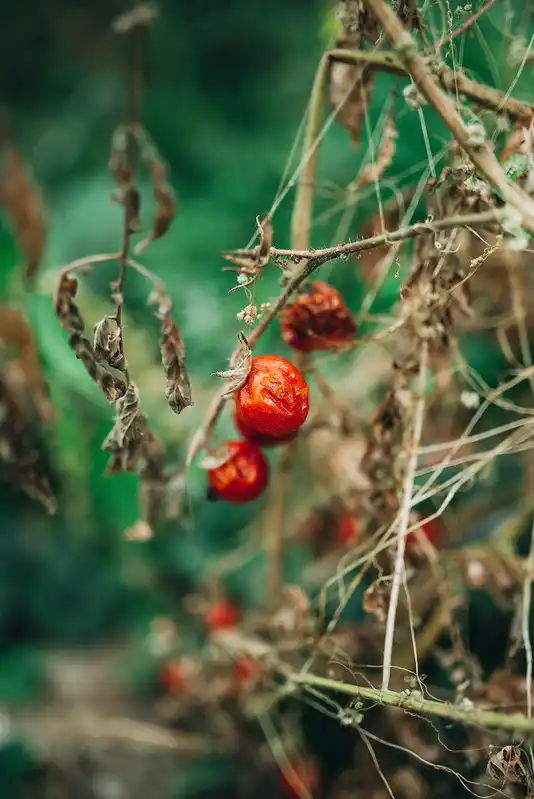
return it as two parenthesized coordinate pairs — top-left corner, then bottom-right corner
(381, 342), (428, 690)
(272, 207), (505, 264)
(329, 47), (533, 121)
(438, 0), (502, 47)
(359, 0), (534, 232)
(289, 672), (534, 733)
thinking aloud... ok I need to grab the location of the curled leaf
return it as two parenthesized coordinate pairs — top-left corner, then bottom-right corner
(213, 333), (251, 396)
(55, 274), (126, 403)
(93, 317), (126, 372)
(102, 382), (145, 472)
(135, 160), (177, 255)
(159, 309), (193, 415)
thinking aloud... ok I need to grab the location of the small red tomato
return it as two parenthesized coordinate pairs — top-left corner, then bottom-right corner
(337, 513), (362, 546)
(406, 511), (442, 551)
(281, 759), (321, 797)
(206, 598), (240, 631)
(208, 440), (269, 503)
(159, 660), (187, 694)
(234, 656), (266, 686)
(236, 355), (309, 438)
(280, 281), (356, 353)
(234, 407), (295, 448)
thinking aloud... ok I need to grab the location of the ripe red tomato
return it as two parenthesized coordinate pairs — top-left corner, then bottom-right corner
(208, 440), (269, 503)
(206, 598), (240, 631)
(233, 407), (296, 448)
(281, 759), (321, 797)
(159, 660), (187, 694)
(280, 281), (356, 352)
(235, 355), (309, 438)
(406, 511), (442, 551)
(337, 513), (362, 546)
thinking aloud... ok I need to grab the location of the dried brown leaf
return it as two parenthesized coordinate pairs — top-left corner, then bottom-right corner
(353, 118), (398, 190)
(55, 274), (127, 403)
(330, 62), (374, 145)
(159, 310), (193, 415)
(0, 142), (47, 288)
(0, 306), (54, 422)
(135, 160), (177, 255)
(213, 333), (251, 396)
(102, 382), (146, 472)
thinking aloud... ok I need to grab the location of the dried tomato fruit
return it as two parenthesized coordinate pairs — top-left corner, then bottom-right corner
(337, 512), (362, 546)
(207, 440), (269, 503)
(233, 406), (295, 448)
(159, 660), (187, 693)
(206, 598), (240, 631)
(235, 355), (309, 438)
(280, 281), (356, 352)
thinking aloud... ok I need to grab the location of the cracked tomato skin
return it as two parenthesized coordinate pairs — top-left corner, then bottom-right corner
(207, 440), (269, 503)
(235, 355), (309, 438)
(280, 281), (356, 353)
(234, 407), (296, 448)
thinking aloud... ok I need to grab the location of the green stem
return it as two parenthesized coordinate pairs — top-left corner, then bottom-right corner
(291, 672), (534, 734)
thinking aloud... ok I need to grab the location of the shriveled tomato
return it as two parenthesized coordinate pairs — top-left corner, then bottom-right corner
(206, 598), (240, 631)
(233, 407), (295, 448)
(280, 281), (356, 352)
(208, 440), (269, 503)
(159, 660), (187, 694)
(235, 355), (309, 438)
(337, 512), (362, 546)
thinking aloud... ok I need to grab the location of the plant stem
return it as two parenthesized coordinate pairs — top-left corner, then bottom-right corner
(381, 342), (428, 690)
(289, 672), (534, 734)
(329, 48), (533, 122)
(359, 0), (534, 233)
(291, 54), (331, 251)
(272, 207), (505, 265)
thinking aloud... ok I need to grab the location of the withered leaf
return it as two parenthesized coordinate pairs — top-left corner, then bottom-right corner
(353, 118), (398, 191)
(102, 382), (146, 472)
(214, 333), (251, 396)
(160, 311), (193, 415)
(330, 62), (374, 146)
(135, 160), (177, 255)
(0, 142), (47, 288)
(55, 274), (126, 403)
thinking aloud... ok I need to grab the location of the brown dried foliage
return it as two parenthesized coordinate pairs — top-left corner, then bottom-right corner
(55, 274), (127, 402)
(155, 298), (193, 415)
(0, 306), (54, 423)
(330, 1), (378, 144)
(0, 349), (56, 513)
(0, 141), (47, 287)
